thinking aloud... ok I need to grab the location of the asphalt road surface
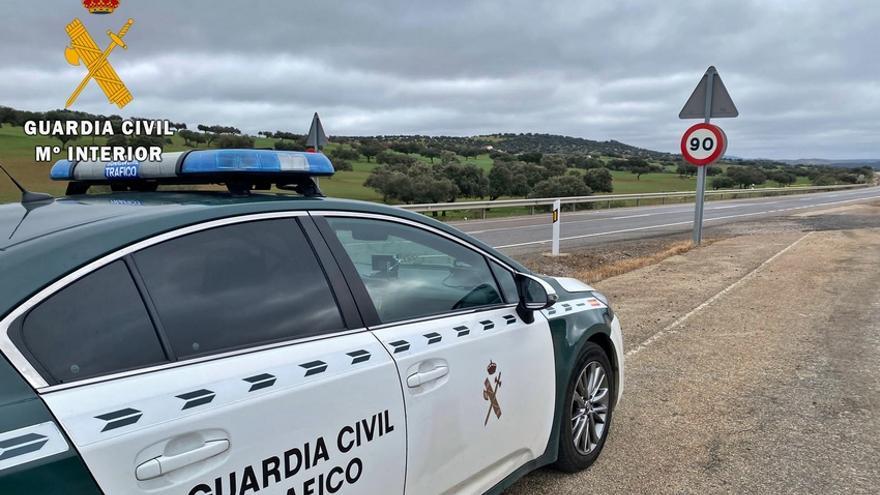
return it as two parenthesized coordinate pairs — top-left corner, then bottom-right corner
(507, 204), (880, 493)
(449, 186), (880, 254)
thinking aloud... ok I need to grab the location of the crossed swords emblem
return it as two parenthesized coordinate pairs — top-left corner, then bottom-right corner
(64, 18), (135, 108)
(483, 372), (502, 426)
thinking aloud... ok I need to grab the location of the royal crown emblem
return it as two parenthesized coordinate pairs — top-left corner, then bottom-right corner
(82, 0), (120, 14)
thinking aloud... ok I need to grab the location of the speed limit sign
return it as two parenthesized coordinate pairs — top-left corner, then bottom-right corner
(680, 123), (727, 166)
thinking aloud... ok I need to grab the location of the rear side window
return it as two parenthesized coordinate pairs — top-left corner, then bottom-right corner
(20, 261), (167, 384)
(133, 219), (345, 358)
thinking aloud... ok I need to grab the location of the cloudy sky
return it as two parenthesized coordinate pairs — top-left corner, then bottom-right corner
(1, 0), (877, 159)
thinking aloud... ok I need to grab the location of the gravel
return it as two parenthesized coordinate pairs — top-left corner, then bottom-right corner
(505, 204), (880, 494)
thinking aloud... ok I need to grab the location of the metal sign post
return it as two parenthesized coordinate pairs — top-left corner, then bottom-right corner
(551, 199), (561, 255)
(692, 69), (714, 245)
(679, 66), (738, 245)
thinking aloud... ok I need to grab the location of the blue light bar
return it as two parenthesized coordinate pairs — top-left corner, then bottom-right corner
(50, 160), (76, 180)
(181, 149), (334, 176)
(50, 149), (335, 183)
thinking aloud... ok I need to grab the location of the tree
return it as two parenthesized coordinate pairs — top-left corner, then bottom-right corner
(215, 134), (254, 149)
(329, 147), (360, 161)
(520, 162), (550, 188)
(269, 131), (304, 143)
(197, 124), (217, 146)
(274, 140), (305, 151)
(358, 141), (385, 162)
(630, 162), (661, 180)
(854, 166), (875, 183)
(439, 150), (459, 164)
(583, 168), (613, 193)
(518, 151), (543, 164)
(488, 164), (513, 200)
(677, 163), (698, 178)
(364, 162), (459, 204)
(376, 150), (417, 166)
(566, 155), (604, 169)
(767, 170), (796, 186)
(726, 166), (767, 188)
(0, 106), (14, 127)
(488, 161), (529, 200)
(710, 176), (737, 190)
(435, 162), (488, 199)
(333, 159), (354, 172)
(422, 147), (441, 163)
(460, 147), (482, 160)
(607, 157), (660, 180)
(178, 129), (204, 147)
(489, 150), (515, 162)
(529, 175), (592, 198)
(540, 155), (568, 177)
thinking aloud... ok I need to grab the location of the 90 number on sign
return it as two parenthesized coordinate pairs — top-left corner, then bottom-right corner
(689, 136), (715, 152)
(680, 123), (726, 166)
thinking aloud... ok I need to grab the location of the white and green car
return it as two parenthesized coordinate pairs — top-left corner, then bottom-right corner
(0, 150), (623, 494)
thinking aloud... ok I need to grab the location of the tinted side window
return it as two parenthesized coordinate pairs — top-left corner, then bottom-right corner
(20, 261), (167, 384)
(490, 261), (519, 304)
(133, 219), (345, 358)
(326, 217), (503, 323)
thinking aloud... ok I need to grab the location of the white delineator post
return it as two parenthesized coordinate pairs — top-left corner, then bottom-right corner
(551, 199), (561, 255)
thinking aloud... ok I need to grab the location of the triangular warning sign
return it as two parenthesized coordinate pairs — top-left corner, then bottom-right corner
(679, 66), (738, 119)
(305, 112), (329, 149)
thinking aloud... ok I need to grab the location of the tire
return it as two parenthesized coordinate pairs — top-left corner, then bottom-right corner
(554, 342), (614, 473)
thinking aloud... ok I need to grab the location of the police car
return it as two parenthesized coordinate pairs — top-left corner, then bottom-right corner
(0, 149), (623, 495)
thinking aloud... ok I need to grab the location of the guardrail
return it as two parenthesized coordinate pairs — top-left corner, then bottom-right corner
(398, 184), (872, 216)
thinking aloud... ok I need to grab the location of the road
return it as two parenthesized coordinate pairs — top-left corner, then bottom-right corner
(507, 203), (880, 493)
(449, 186), (880, 253)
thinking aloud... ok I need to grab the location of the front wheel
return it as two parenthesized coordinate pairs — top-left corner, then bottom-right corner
(554, 342), (614, 472)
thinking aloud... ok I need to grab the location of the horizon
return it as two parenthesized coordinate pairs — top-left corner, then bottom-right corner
(4, 105), (877, 163)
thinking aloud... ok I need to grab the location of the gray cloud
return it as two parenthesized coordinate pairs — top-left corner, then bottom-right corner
(0, 0), (877, 158)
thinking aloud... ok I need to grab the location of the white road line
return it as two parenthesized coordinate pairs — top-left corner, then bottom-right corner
(492, 195), (879, 249)
(495, 221), (694, 248)
(624, 232), (814, 358)
(466, 211), (670, 234)
(610, 213), (653, 220)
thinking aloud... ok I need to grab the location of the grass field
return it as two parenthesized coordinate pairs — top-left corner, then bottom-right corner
(0, 125), (808, 204)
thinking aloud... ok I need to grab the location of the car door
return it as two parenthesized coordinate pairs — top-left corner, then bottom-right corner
(2, 215), (406, 495)
(316, 214), (556, 495)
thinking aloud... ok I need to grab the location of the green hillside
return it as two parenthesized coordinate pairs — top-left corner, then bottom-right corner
(0, 125), (819, 205)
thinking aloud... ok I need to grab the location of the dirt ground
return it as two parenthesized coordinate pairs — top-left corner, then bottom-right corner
(506, 203), (880, 494)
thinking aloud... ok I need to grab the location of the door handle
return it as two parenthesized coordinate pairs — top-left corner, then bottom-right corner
(407, 365), (449, 388)
(136, 439), (229, 481)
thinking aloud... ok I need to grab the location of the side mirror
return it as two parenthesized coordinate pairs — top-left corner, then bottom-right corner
(515, 273), (558, 323)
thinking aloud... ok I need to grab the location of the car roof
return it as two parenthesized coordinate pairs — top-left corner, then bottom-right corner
(0, 191), (526, 318)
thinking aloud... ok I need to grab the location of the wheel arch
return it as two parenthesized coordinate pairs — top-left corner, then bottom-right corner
(585, 331), (620, 408)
